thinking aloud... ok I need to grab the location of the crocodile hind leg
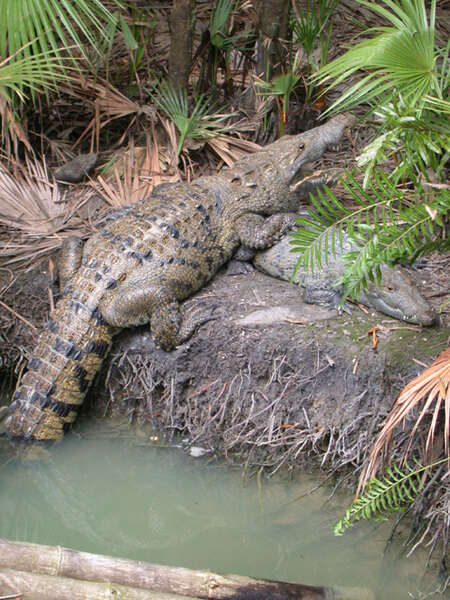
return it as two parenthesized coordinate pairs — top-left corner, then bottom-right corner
(99, 284), (216, 351)
(58, 237), (84, 292)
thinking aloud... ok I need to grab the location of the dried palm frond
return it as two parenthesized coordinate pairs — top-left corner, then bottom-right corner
(66, 76), (155, 148)
(92, 134), (179, 210)
(0, 156), (68, 234)
(207, 134), (261, 166)
(94, 145), (152, 209)
(0, 96), (31, 155)
(158, 117), (180, 169)
(0, 229), (89, 267)
(358, 348), (450, 493)
(0, 155), (94, 266)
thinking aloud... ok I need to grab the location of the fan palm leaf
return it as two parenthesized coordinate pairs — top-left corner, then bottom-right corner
(0, 0), (119, 68)
(0, 45), (71, 151)
(0, 47), (70, 102)
(151, 81), (236, 156)
(312, 0), (441, 114)
(0, 154), (96, 265)
(358, 348), (450, 494)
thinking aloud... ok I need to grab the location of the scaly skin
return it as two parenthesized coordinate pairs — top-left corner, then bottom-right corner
(253, 232), (436, 325)
(3, 114), (355, 442)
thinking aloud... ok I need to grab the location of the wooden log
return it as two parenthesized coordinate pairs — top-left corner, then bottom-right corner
(0, 568), (202, 600)
(0, 539), (374, 600)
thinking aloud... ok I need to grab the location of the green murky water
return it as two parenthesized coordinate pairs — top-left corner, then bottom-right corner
(0, 422), (444, 599)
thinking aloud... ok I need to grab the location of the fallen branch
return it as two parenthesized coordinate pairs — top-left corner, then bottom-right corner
(0, 539), (374, 600)
(0, 568), (198, 600)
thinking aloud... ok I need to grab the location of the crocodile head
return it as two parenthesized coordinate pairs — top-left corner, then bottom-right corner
(360, 264), (436, 326)
(226, 114), (355, 217)
(239, 115), (355, 215)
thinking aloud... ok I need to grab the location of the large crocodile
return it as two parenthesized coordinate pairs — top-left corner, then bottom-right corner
(2, 114), (355, 442)
(253, 232), (436, 325)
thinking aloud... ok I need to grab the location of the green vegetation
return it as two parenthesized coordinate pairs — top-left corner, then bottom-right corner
(0, 0), (122, 151)
(291, 0), (338, 71)
(291, 0), (449, 300)
(198, 0), (254, 93)
(151, 81), (236, 156)
(255, 55), (301, 135)
(0, 0), (118, 68)
(334, 458), (447, 535)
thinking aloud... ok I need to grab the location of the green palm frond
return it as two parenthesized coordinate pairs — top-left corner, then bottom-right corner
(0, 45), (72, 150)
(209, 0), (249, 52)
(0, 48), (70, 102)
(424, 95), (450, 115)
(256, 71), (301, 99)
(210, 0), (234, 50)
(334, 458), (447, 535)
(290, 168), (449, 300)
(291, 0), (339, 58)
(151, 81), (236, 156)
(312, 0), (440, 115)
(256, 54), (302, 134)
(0, 0), (120, 68)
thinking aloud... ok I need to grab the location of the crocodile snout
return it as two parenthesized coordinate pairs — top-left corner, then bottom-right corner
(362, 265), (436, 326)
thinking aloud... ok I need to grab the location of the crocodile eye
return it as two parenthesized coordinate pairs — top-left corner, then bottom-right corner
(384, 284), (395, 292)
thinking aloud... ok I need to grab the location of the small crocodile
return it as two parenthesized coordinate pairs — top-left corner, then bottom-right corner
(253, 233), (436, 325)
(2, 114), (355, 442)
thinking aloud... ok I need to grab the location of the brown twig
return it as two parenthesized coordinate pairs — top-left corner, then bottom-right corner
(0, 298), (38, 333)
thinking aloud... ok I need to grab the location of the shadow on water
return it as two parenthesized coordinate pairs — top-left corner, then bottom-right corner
(0, 422), (443, 599)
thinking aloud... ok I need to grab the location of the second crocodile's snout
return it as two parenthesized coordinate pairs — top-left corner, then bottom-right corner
(360, 265), (435, 326)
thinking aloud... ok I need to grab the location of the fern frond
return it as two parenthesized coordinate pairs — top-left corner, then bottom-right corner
(289, 185), (351, 278)
(334, 458), (447, 536)
(290, 167), (449, 301)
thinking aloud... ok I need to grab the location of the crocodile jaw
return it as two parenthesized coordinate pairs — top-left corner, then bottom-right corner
(360, 264), (436, 326)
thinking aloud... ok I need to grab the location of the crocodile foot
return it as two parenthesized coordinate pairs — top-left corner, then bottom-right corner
(174, 301), (219, 348)
(226, 259), (255, 276)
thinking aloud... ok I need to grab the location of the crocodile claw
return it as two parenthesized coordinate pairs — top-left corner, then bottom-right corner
(175, 301), (220, 347)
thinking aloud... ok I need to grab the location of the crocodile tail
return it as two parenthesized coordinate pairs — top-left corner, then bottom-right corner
(4, 296), (113, 442)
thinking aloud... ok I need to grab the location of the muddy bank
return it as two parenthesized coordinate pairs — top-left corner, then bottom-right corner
(0, 259), (449, 559)
(91, 266), (447, 469)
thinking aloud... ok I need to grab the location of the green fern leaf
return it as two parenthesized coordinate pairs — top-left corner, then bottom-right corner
(333, 458), (447, 536)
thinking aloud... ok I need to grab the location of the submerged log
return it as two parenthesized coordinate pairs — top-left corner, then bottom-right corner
(0, 539), (374, 600)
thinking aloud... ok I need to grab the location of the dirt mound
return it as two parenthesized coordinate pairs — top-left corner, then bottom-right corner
(94, 268), (446, 472)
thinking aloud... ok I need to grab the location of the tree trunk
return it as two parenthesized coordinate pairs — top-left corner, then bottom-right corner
(254, 0), (290, 79)
(0, 538), (374, 600)
(168, 0), (195, 90)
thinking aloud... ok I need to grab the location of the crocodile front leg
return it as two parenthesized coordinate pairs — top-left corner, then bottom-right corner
(235, 213), (297, 249)
(226, 213), (298, 275)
